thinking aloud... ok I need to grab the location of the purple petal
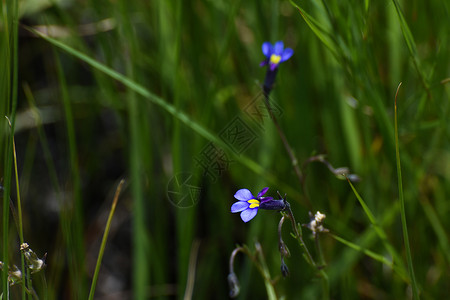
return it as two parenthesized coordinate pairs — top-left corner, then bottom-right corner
(274, 41), (284, 55)
(281, 48), (294, 62)
(234, 189), (254, 201)
(259, 197), (273, 203)
(257, 187), (269, 198)
(231, 201), (249, 213)
(259, 60), (268, 67)
(240, 208), (258, 222)
(269, 63), (277, 71)
(262, 42), (272, 57)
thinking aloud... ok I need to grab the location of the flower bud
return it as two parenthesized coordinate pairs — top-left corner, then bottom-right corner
(280, 259), (290, 277)
(259, 199), (286, 210)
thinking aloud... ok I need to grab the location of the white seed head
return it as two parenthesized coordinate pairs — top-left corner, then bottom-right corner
(315, 211), (326, 223)
(20, 243), (29, 251)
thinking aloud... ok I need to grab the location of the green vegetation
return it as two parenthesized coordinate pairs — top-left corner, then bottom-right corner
(1, 0), (449, 299)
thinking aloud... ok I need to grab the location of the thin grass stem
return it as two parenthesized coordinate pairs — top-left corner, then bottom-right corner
(6, 117), (27, 299)
(88, 179), (125, 300)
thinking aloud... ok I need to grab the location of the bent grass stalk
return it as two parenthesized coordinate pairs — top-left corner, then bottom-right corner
(249, 243), (278, 300)
(254, 242), (277, 300)
(230, 245), (278, 300)
(88, 179), (125, 300)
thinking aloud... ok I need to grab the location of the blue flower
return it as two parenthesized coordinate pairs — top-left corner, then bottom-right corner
(260, 41), (294, 71)
(231, 188), (272, 222)
(231, 188), (288, 222)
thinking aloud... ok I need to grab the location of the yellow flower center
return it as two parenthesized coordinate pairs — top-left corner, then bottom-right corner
(270, 54), (281, 65)
(248, 199), (260, 208)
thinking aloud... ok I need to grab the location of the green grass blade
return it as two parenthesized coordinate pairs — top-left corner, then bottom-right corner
(346, 179), (376, 224)
(330, 233), (408, 281)
(54, 49), (87, 299)
(1, 0), (19, 296)
(391, 0), (430, 97)
(127, 51), (148, 300)
(421, 200), (450, 265)
(22, 83), (62, 192)
(365, 0), (370, 13)
(394, 84), (420, 299)
(346, 178), (407, 273)
(116, 2), (151, 296)
(331, 233), (390, 264)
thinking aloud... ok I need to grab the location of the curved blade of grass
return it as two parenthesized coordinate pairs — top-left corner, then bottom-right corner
(327, 202), (411, 285)
(88, 179), (125, 300)
(289, 0), (338, 59)
(24, 25), (300, 200)
(330, 233), (408, 282)
(394, 83), (420, 299)
(346, 177), (407, 275)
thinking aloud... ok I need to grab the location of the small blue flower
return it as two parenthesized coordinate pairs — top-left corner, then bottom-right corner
(260, 41), (294, 71)
(231, 188), (273, 222)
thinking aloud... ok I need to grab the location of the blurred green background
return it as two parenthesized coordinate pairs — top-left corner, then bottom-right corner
(1, 0), (449, 299)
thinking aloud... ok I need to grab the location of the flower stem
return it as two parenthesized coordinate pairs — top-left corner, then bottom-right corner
(315, 234), (326, 268)
(315, 234), (329, 300)
(283, 203), (315, 267)
(262, 85), (312, 208)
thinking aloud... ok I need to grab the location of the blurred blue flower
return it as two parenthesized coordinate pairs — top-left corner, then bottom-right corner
(231, 188), (272, 222)
(260, 41), (294, 71)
